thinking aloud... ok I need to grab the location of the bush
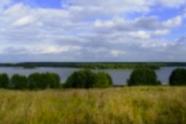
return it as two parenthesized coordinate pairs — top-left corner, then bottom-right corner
(64, 70), (112, 88)
(28, 73), (61, 89)
(94, 72), (113, 88)
(11, 74), (28, 89)
(169, 68), (186, 86)
(128, 68), (160, 86)
(0, 73), (9, 88)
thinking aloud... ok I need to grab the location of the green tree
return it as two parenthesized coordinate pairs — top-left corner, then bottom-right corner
(43, 73), (61, 88)
(0, 73), (9, 88)
(65, 70), (96, 88)
(169, 68), (186, 86)
(64, 70), (113, 88)
(28, 73), (43, 89)
(128, 68), (160, 86)
(28, 73), (61, 89)
(93, 72), (113, 88)
(11, 74), (28, 89)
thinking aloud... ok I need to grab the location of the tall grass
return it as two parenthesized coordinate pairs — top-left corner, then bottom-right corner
(0, 87), (185, 124)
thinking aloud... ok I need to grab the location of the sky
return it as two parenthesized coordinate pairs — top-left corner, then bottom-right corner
(0, 0), (186, 62)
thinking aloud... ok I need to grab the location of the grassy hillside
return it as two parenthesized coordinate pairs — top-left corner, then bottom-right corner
(0, 87), (186, 124)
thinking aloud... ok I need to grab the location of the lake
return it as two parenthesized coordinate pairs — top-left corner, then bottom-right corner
(0, 67), (184, 85)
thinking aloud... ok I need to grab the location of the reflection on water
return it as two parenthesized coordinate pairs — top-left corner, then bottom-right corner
(0, 67), (184, 85)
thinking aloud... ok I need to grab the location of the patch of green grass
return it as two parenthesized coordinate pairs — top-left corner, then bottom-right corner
(0, 87), (185, 124)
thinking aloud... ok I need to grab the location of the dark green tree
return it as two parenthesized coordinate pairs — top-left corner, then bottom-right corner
(0, 73), (9, 88)
(64, 70), (113, 88)
(11, 74), (28, 89)
(28, 73), (61, 89)
(127, 68), (160, 86)
(169, 68), (186, 86)
(28, 73), (43, 89)
(43, 73), (61, 88)
(64, 70), (96, 88)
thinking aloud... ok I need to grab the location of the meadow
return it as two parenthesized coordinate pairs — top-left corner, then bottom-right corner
(0, 87), (185, 124)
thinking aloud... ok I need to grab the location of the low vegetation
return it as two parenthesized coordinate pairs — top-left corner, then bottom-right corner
(0, 87), (185, 124)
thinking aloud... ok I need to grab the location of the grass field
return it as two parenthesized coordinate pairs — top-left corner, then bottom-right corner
(0, 87), (186, 124)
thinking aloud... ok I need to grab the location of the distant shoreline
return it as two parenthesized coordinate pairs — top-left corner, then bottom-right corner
(0, 62), (186, 69)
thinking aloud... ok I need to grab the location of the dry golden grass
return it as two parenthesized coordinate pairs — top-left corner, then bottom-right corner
(0, 87), (185, 124)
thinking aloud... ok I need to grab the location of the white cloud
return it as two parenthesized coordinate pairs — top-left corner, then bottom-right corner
(63, 0), (186, 17)
(4, 3), (28, 16)
(65, 0), (151, 15)
(13, 15), (36, 27)
(128, 31), (151, 40)
(153, 30), (170, 36)
(111, 50), (126, 57)
(163, 16), (182, 28)
(0, 0), (11, 11)
(0, 1), (185, 61)
(36, 45), (81, 54)
(1, 45), (81, 55)
(155, 0), (185, 7)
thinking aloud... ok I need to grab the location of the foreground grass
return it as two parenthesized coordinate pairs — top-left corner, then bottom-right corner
(0, 87), (186, 124)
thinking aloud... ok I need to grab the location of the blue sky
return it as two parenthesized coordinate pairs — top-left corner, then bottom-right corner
(0, 0), (186, 62)
(13, 0), (62, 8)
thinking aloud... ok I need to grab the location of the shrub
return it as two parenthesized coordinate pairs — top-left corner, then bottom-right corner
(93, 72), (113, 88)
(169, 68), (186, 86)
(28, 73), (61, 89)
(11, 74), (28, 89)
(128, 68), (160, 86)
(0, 73), (9, 88)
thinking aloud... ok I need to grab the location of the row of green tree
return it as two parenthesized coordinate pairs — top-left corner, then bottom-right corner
(0, 70), (113, 89)
(64, 70), (112, 88)
(0, 73), (61, 89)
(64, 68), (186, 88)
(65, 68), (186, 88)
(0, 68), (186, 89)
(128, 68), (186, 86)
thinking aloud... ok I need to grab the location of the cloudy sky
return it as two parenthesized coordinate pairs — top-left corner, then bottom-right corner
(0, 0), (186, 62)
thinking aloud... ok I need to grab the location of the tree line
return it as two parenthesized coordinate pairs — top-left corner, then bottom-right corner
(2, 62), (186, 69)
(0, 68), (186, 90)
(127, 68), (186, 86)
(0, 62), (163, 69)
(0, 70), (113, 90)
(0, 73), (61, 90)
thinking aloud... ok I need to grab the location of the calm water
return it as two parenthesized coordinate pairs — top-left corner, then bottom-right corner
(0, 67), (184, 85)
